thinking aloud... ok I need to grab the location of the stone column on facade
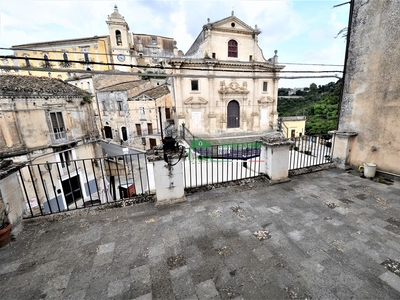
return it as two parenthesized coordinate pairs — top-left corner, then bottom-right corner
(260, 132), (294, 183)
(146, 148), (186, 206)
(328, 130), (358, 169)
(174, 65), (186, 130)
(208, 63), (216, 135)
(271, 78), (279, 130)
(252, 70), (260, 132)
(220, 93), (227, 131)
(94, 45), (100, 71)
(242, 95), (248, 132)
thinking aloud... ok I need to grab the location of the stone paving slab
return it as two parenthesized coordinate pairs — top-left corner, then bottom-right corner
(1, 169), (400, 299)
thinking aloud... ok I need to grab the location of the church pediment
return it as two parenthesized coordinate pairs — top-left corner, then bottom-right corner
(258, 96), (275, 104)
(184, 97), (208, 105)
(218, 80), (250, 95)
(209, 15), (260, 35)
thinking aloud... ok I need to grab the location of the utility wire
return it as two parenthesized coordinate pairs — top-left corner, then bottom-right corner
(0, 65), (342, 80)
(0, 56), (343, 76)
(1, 54), (344, 73)
(1, 46), (344, 68)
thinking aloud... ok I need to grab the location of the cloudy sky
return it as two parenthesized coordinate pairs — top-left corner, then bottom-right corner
(0, 0), (349, 88)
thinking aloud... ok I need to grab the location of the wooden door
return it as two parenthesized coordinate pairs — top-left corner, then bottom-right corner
(227, 100), (240, 128)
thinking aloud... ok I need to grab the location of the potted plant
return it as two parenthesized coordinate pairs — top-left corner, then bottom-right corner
(0, 203), (11, 248)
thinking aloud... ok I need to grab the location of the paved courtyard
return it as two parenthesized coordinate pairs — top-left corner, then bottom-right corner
(1, 169), (400, 299)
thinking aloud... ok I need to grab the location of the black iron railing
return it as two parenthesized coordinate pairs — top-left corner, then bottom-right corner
(20, 153), (153, 218)
(289, 135), (335, 170)
(183, 143), (262, 189)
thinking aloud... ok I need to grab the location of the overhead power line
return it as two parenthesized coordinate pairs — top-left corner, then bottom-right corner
(0, 65), (342, 81)
(0, 47), (345, 69)
(0, 56), (343, 75)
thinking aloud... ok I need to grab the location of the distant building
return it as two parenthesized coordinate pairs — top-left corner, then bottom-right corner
(168, 12), (284, 140)
(280, 116), (306, 138)
(94, 74), (173, 149)
(0, 74), (101, 213)
(1, 6), (180, 79)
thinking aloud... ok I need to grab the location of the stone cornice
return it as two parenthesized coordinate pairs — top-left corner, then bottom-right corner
(212, 27), (256, 36)
(168, 59), (285, 71)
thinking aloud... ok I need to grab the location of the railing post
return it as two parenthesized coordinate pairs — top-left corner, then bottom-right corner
(146, 147), (187, 206)
(182, 123), (185, 141)
(260, 132), (294, 183)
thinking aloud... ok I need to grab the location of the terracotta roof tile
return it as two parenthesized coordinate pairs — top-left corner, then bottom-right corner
(0, 74), (89, 96)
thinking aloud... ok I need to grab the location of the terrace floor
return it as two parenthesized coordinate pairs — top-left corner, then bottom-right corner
(1, 169), (400, 299)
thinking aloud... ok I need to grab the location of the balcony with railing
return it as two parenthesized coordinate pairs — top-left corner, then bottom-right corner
(47, 130), (76, 146)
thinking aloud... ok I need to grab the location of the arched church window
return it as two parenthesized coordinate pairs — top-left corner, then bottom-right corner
(228, 40), (238, 58)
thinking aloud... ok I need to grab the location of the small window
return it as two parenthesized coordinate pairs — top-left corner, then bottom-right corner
(59, 150), (72, 168)
(24, 56), (31, 67)
(263, 82), (268, 92)
(212, 53), (216, 59)
(228, 40), (238, 58)
(87, 82), (91, 93)
(50, 112), (66, 140)
(116, 30), (122, 46)
(136, 124), (142, 136)
(139, 107), (146, 120)
(117, 101), (124, 113)
(151, 37), (156, 44)
(165, 107), (171, 119)
(191, 80), (199, 91)
(61, 52), (70, 68)
(84, 53), (89, 63)
(249, 55), (253, 61)
(43, 54), (51, 68)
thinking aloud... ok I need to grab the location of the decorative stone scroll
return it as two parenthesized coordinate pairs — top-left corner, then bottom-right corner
(257, 96), (274, 104)
(184, 97), (208, 105)
(218, 80), (249, 95)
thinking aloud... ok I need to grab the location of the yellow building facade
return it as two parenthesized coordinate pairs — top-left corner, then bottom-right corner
(281, 116), (306, 138)
(8, 36), (112, 80)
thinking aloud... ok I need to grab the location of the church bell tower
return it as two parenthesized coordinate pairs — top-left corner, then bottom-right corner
(106, 5), (135, 70)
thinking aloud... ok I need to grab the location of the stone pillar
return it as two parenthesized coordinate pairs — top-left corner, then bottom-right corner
(147, 149), (186, 206)
(260, 132), (294, 184)
(328, 130), (358, 169)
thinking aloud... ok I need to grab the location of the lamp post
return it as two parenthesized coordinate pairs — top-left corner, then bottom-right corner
(44, 161), (52, 172)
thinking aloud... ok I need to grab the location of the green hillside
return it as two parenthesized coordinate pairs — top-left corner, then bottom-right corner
(277, 80), (342, 135)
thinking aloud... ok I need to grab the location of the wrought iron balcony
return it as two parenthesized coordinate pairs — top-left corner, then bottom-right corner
(48, 131), (74, 146)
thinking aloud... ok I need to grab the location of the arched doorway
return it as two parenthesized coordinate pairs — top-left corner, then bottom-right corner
(104, 126), (112, 139)
(227, 100), (240, 128)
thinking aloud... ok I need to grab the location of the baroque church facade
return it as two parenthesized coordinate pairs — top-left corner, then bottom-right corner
(168, 12), (285, 139)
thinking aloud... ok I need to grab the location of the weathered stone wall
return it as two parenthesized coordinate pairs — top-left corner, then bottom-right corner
(0, 170), (26, 235)
(339, 0), (400, 174)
